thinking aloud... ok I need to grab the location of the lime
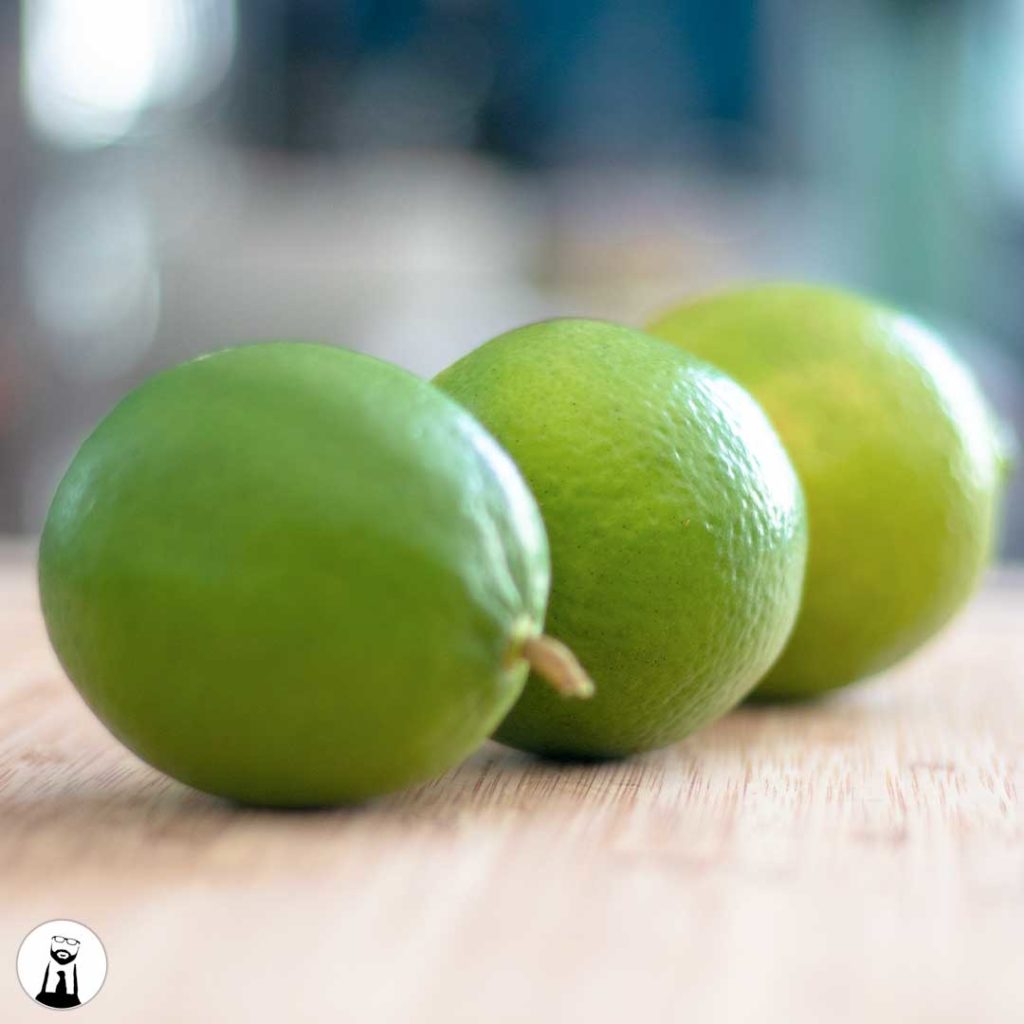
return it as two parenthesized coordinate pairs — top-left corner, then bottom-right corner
(436, 318), (807, 757)
(648, 283), (1012, 698)
(39, 343), (588, 806)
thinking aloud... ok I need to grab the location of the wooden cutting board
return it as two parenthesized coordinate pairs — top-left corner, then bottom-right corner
(1, 540), (1021, 1023)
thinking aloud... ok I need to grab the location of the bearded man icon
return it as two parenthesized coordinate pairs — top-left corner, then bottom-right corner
(36, 935), (82, 1009)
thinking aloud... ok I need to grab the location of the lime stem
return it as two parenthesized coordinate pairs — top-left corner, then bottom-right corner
(522, 634), (596, 699)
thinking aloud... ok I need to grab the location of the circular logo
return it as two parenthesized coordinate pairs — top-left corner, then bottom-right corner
(16, 920), (107, 1011)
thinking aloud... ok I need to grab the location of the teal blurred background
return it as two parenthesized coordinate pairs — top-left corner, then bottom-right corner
(0, 1), (1021, 551)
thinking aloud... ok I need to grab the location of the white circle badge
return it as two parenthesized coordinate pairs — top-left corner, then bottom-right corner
(16, 920), (107, 1010)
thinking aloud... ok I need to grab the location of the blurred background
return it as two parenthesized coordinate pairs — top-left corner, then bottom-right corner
(0, 0), (1022, 551)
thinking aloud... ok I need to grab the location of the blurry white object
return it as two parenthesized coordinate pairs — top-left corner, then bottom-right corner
(22, 0), (236, 148)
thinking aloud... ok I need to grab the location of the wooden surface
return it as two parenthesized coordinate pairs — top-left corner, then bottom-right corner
(1, 540), (1022, 1023)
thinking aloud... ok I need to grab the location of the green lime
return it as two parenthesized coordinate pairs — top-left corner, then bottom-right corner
(436, 318), (807, 757)
(648, 283), (1012, 698)
(39, 343), (590, 806)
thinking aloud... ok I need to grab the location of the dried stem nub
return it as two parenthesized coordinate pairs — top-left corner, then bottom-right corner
(522, 634), (596, 699)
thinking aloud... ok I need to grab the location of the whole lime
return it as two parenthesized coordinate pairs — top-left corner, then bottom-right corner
(435, 318), (807, 757)
(648, 283), (1012, 698)
(39, 342), (572, 806)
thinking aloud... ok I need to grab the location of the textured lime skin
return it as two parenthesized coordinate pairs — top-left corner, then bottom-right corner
(39, 343), (549, 805)
(648, 283), (1009, 698)
(436, 319), (807, 757)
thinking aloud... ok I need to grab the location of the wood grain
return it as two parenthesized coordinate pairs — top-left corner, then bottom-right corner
(1, 540), (1022, 1023)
